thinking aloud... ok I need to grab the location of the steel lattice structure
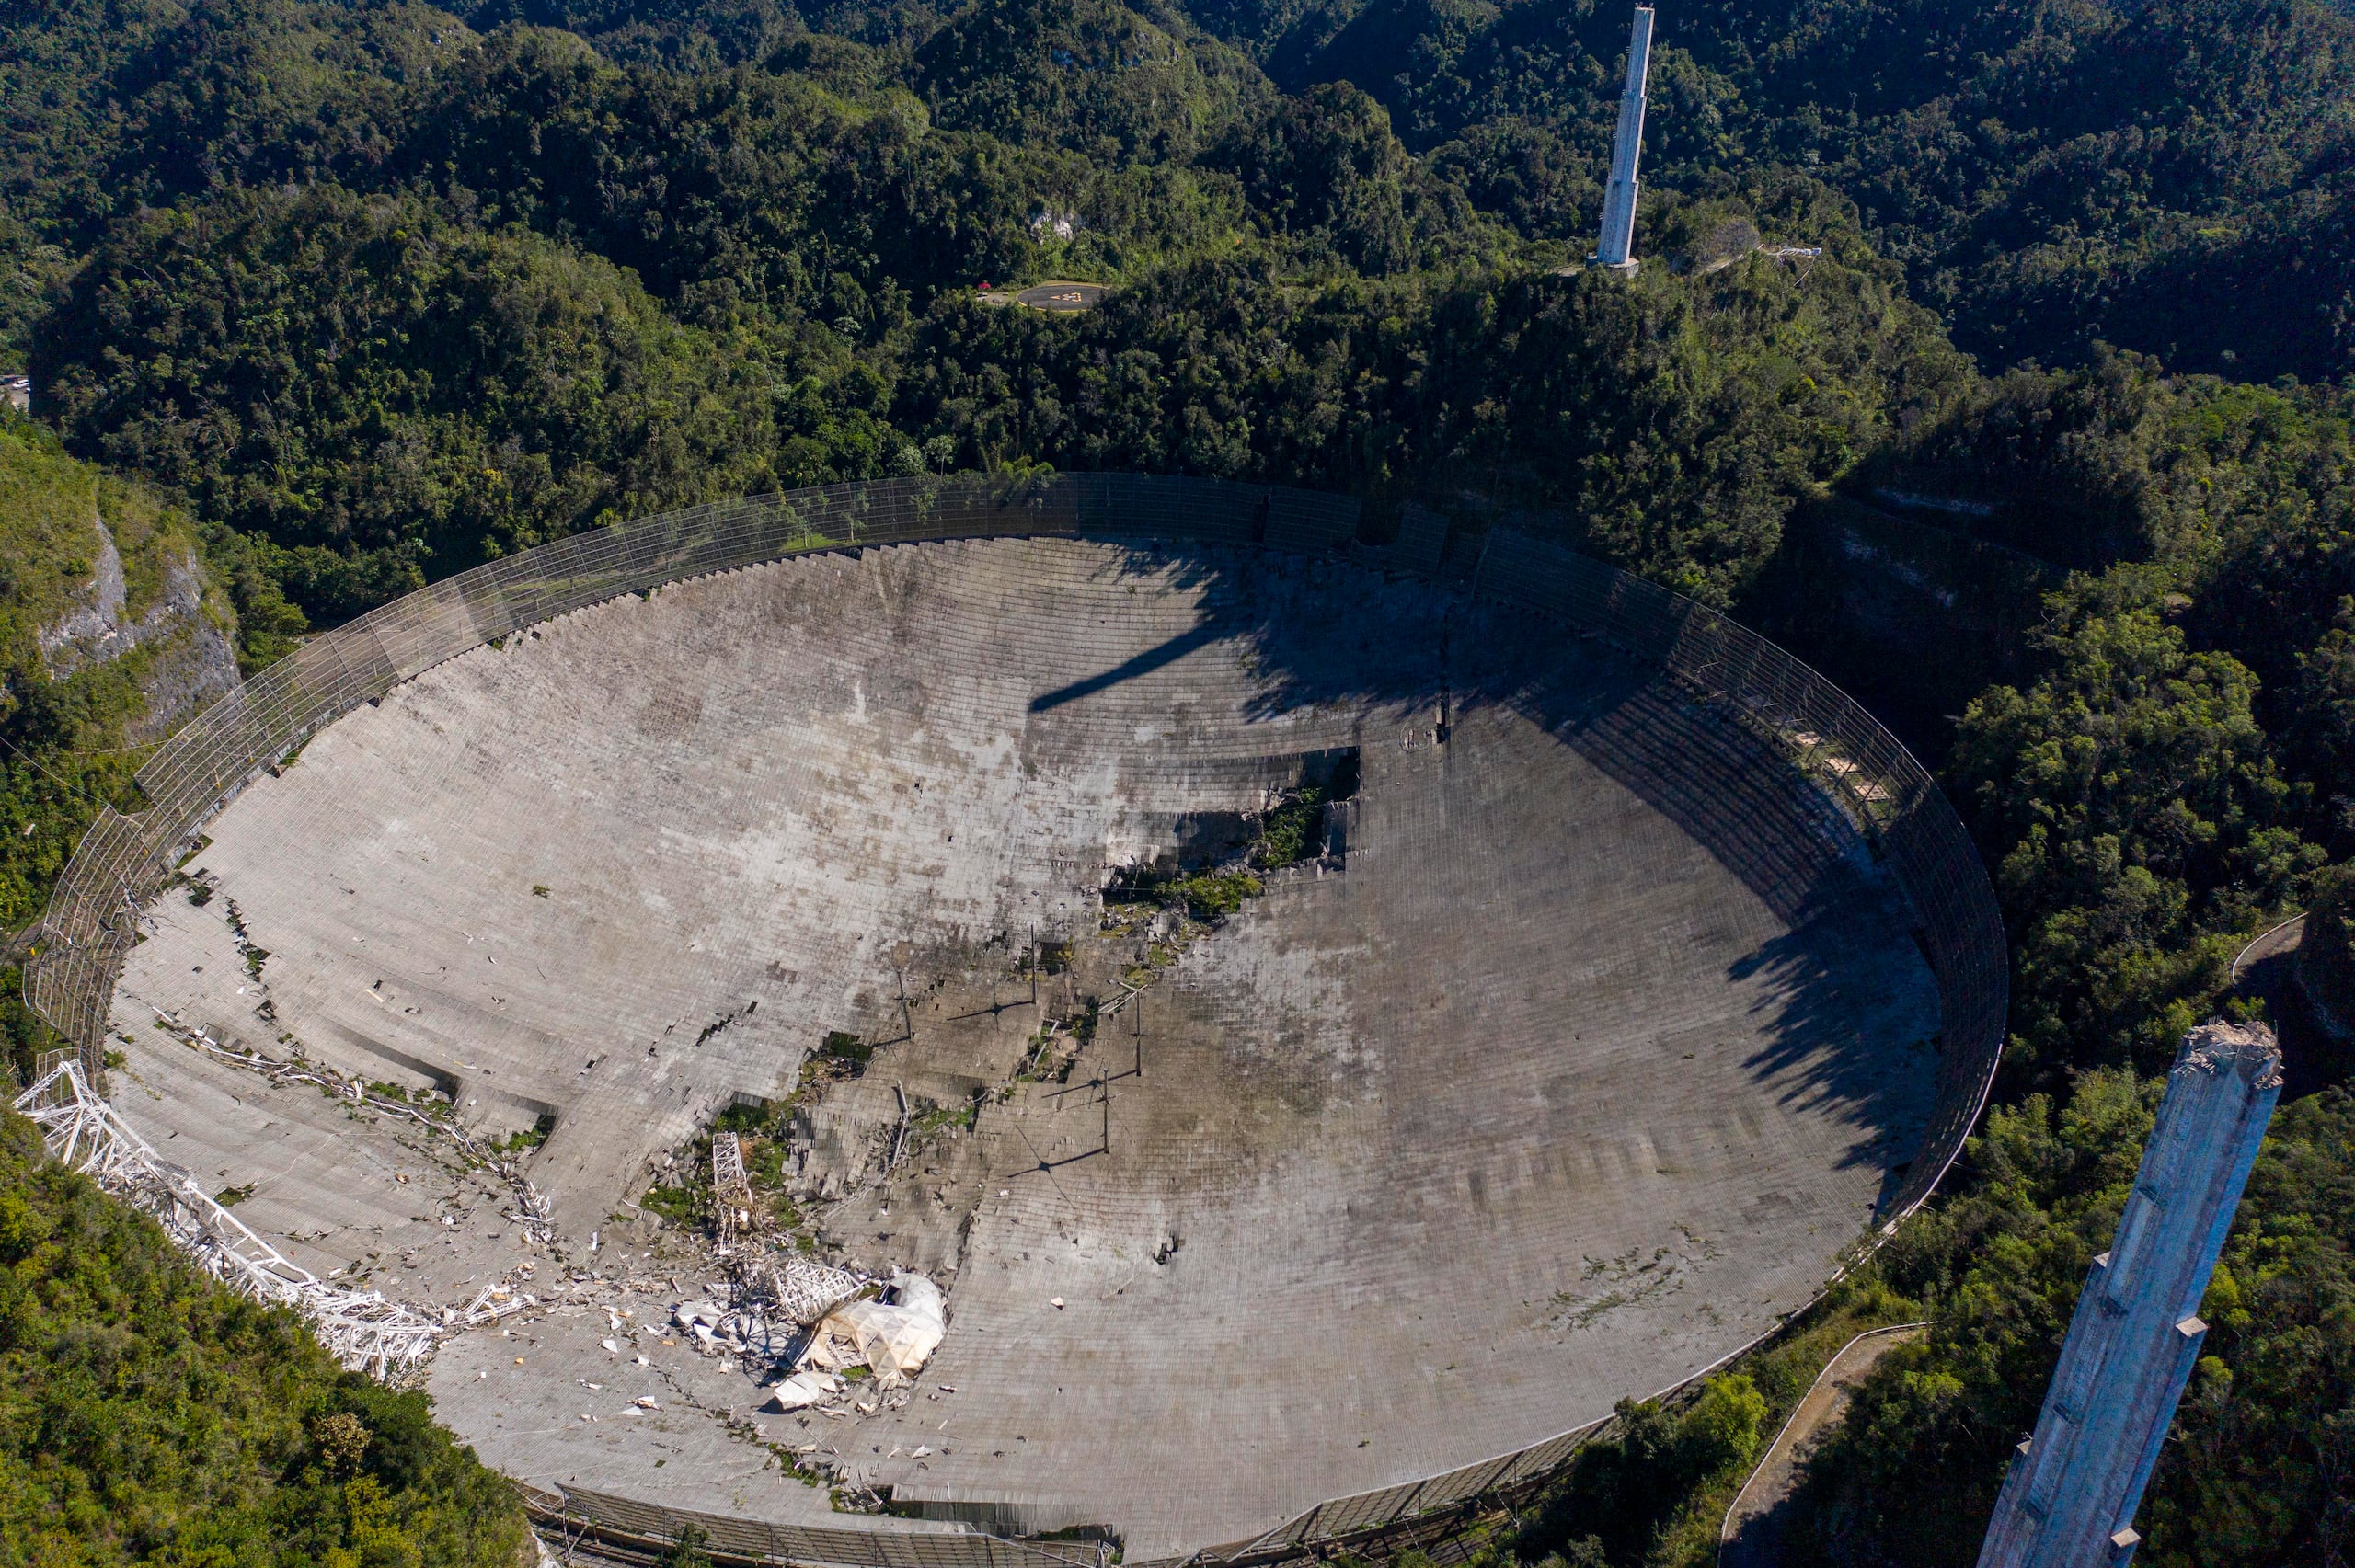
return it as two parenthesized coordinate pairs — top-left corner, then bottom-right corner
(9, 1055), (550, 1379)
(742, 1255), (869, 1327)
(10, 1056), (447, 1376)
(712, 1130), (759, 1240)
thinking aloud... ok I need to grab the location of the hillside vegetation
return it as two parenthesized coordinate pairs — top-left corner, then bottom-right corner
(0, 1105), (529, 1567)
(0, 0), (2350, 1562)
(0, 416), (268, 946)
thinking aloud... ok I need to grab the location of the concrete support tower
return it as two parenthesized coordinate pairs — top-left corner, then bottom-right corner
(1978, 1021), (2283, 1568)
(1592, 6), (1655, 273)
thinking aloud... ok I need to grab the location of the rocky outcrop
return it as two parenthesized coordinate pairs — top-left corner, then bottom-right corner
(39, 511), (241, 741)
(37, 516), (131, 662)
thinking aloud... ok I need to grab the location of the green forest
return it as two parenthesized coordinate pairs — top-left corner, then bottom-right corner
(0, 1109), (531, 1566)
(0, 0), (2350, 1562)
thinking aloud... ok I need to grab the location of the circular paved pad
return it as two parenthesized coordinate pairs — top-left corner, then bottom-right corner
(108, 538), (1938, 1556)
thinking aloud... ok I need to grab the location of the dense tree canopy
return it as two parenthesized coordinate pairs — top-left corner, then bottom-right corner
(1754, 357), (2355, 1568)
(38, 183), (851, 615)
(1238, 0), (2355, 382)
(1787, 1077), (2355, 1566)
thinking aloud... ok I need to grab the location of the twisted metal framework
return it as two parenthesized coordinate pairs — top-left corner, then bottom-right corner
(8, 1055), (447, 1377)
(712, 1131), (758, 1240)
(741, 1255), (869, 1327)
(21, 472), (2007, 1568)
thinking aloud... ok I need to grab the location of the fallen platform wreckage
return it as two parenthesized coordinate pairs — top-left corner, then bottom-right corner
(8, 1055), (534, 1376)
(14, 1052), (955, 1403)
(669, 1255), (948, 1419)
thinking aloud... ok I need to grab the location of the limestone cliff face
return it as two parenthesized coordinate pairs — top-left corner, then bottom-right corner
(0, 425), (247, 935)
(39, 511), (241, 741)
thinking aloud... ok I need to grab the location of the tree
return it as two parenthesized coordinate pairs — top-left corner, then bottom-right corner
(0, 1105), (530, 1565)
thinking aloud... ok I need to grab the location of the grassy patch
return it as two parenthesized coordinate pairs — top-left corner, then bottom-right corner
(492, 1113), (555, 1154)
(1258, 786), (1327, 867)
(638, 1180), (704, 1229)
(1103, 761), (1356, 933)
(911, 1096), (981, 1137)
(820, 1031), (873, 1069)
(1109, 865), (1263, 922)
(645, 1097), (821, 1238)
(714, 1098), (772, 1136)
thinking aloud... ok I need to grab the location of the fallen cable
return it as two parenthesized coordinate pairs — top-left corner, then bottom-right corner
(135, 1001), (556, 1243)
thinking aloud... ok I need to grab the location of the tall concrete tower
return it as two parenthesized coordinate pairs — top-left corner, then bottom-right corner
(1978, 1021), (2282, 1568)
(1592, 6), (1655, 273)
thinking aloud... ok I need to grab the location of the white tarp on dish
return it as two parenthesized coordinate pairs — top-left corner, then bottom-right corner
(799, 1271), (946, 1387)
(672, 1299), (727, 1344)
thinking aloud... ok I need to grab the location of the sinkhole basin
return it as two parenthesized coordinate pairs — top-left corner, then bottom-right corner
(98, 520), (1955, 1562)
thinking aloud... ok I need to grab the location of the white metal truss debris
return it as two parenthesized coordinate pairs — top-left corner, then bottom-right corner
(742, 1254), (867, 1327)
(798, 1271), (946, 1389)
(8, 1056), (530, 1379)
(664, 1254), (870, 1379)
(711, 1130), (758, 1240)
(11, 1056), (442, 1375)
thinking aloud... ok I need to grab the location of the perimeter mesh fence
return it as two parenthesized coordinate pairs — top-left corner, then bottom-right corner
(26, 472), (2005, 1568)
